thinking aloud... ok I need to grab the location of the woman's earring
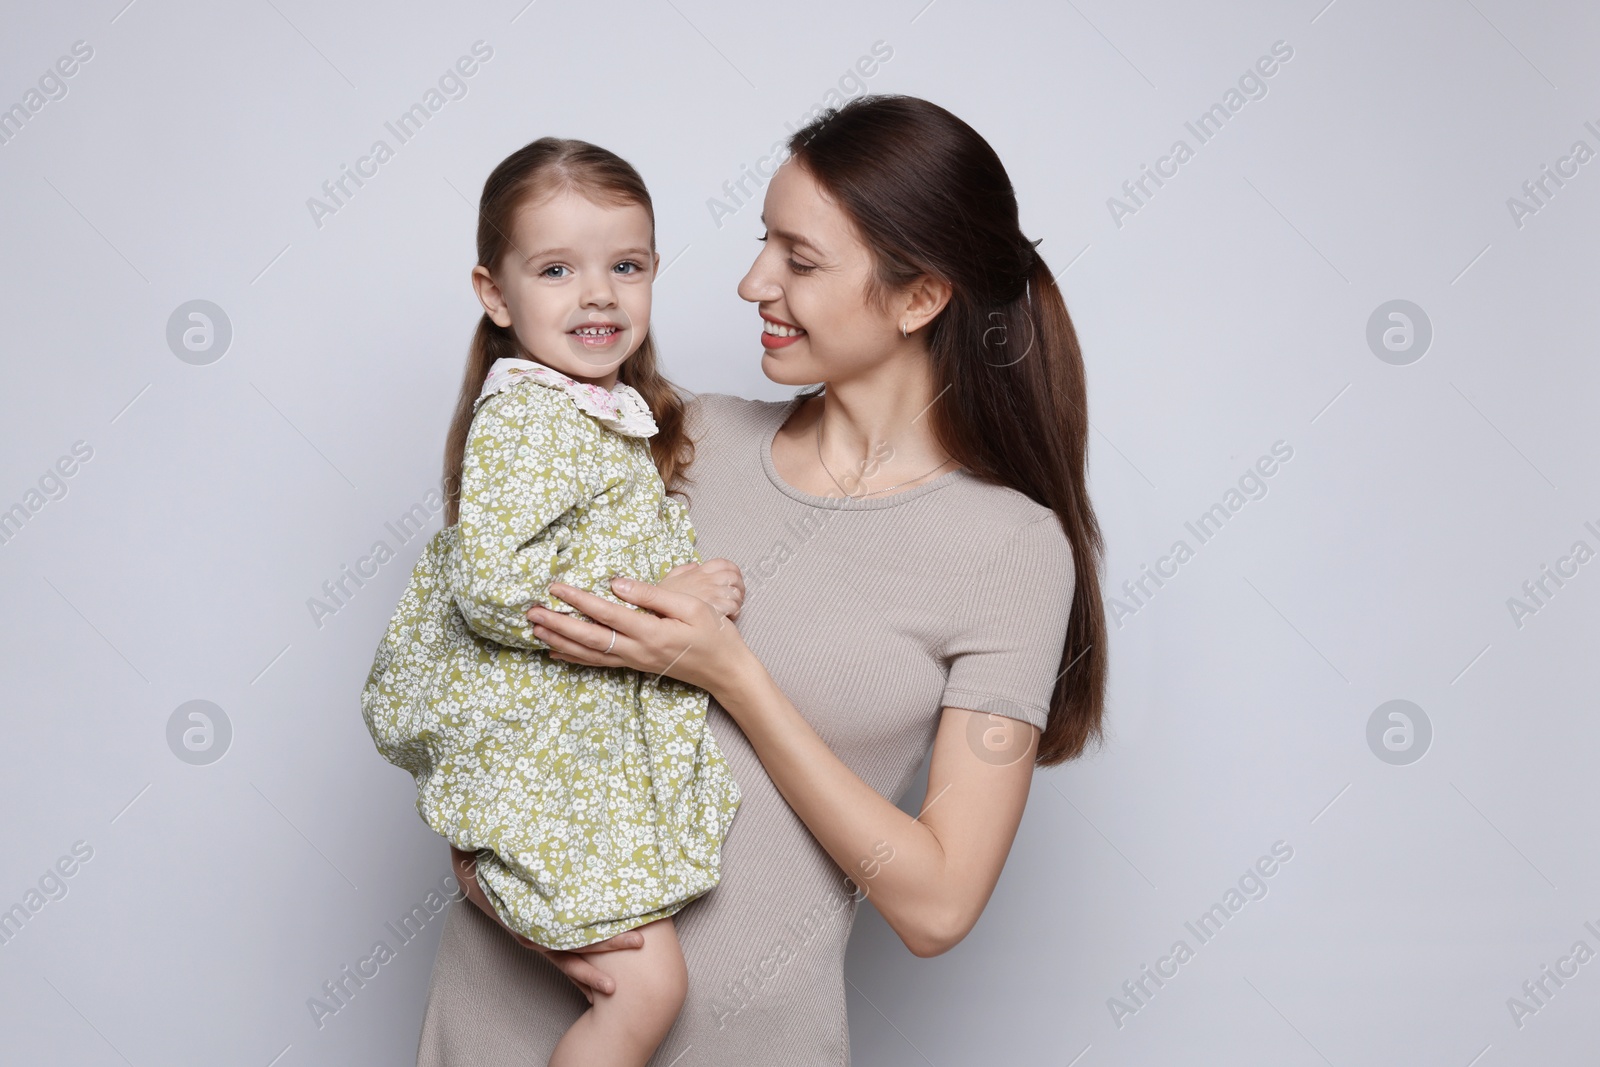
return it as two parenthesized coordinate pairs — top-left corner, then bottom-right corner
(899, 322), (908, 338)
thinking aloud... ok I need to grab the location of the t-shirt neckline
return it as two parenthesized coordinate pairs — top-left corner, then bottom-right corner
(760, 395), (967, 511)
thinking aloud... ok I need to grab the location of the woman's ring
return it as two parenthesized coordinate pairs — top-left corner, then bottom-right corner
(604, 628), (617, 654)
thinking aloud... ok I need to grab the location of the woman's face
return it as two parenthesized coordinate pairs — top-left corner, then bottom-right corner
(737, 161), (903, 387)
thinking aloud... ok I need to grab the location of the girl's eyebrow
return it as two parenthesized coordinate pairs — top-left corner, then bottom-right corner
(526, 246), (655, 260)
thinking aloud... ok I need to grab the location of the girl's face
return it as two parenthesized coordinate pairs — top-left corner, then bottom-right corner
(737, 160), (904, 387)
(472, 188), (658, 388)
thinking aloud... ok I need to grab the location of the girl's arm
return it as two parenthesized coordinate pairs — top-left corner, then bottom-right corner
(449, 387), (592, 651)
(528, 578), (1041, 958)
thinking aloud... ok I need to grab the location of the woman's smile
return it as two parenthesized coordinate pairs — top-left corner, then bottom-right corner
(760, 311), (806, 349)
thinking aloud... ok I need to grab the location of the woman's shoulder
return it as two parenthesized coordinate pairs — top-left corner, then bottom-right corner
(941, 478), (1074, 568)
(943, 475), (1057, 526)
(681, 390), (792, 441)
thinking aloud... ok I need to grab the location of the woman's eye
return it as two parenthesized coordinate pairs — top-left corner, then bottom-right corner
(756, 231), (810, 271)
(540, 264), (569, 279)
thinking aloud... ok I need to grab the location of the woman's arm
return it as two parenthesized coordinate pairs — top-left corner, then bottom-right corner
(529, 578), (1038, 957)
(707, 650), (1039, 957)
(447, 846), (643, 1003)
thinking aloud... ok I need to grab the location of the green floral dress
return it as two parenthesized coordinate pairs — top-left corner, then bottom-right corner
(361, 357), (742, 950)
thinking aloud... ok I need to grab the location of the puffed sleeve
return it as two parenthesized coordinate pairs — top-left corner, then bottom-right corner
(658, 494), (702, 565)
(938, 514), (1076, 730)
(448, 385), (593, 650)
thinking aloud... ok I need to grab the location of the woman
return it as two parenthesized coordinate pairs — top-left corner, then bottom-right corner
(415, 94), (1107, 1066)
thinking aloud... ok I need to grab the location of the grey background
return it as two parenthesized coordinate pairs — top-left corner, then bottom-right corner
(1, 0), (1596, 1064)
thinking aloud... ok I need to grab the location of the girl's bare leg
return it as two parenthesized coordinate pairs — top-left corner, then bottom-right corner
(549, 915), (687, 1067)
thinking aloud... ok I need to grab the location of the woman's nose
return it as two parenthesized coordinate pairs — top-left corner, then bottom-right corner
(737, 262), (779, 304)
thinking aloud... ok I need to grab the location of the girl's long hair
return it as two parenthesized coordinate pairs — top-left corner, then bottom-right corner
(788, 95), (1107, 766)
(442, 137), (694, 525)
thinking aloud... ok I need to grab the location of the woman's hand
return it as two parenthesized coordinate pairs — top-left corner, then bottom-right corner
(526, 574), (755, 697)
(656, 558), (745, 621)
(448, 846), (641, 1005)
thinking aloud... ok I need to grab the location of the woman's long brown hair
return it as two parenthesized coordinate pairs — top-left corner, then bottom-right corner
(441, 137), (694, 525)
(789, 95), (1107, 766)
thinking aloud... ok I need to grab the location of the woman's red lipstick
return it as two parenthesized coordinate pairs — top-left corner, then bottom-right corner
(760, 311), (806, 350)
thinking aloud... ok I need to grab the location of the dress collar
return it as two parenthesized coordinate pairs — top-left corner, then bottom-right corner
(476, 357), (658, 439)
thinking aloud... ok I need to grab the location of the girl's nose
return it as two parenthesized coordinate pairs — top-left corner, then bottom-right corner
(580, 269), (618, 308)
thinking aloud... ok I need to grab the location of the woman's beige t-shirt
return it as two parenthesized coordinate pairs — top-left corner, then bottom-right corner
(414, 392), (1076, 1066)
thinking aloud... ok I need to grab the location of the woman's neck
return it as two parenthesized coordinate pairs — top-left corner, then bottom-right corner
(773, 359), (958, 499)
(821, 349), (947, 452)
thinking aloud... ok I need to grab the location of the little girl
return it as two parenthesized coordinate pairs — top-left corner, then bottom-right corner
(360, 137), (743, 1066)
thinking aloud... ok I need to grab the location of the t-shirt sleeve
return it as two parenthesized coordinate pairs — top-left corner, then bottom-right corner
(938, 514), (1076, 731)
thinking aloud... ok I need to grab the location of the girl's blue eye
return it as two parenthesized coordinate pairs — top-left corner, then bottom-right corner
(541, 265), (569, 279)
(614, 261), (642, 275)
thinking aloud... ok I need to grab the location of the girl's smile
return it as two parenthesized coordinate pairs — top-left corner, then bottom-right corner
(571, 324), (622, 345)
(558, 307), (635, 372)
